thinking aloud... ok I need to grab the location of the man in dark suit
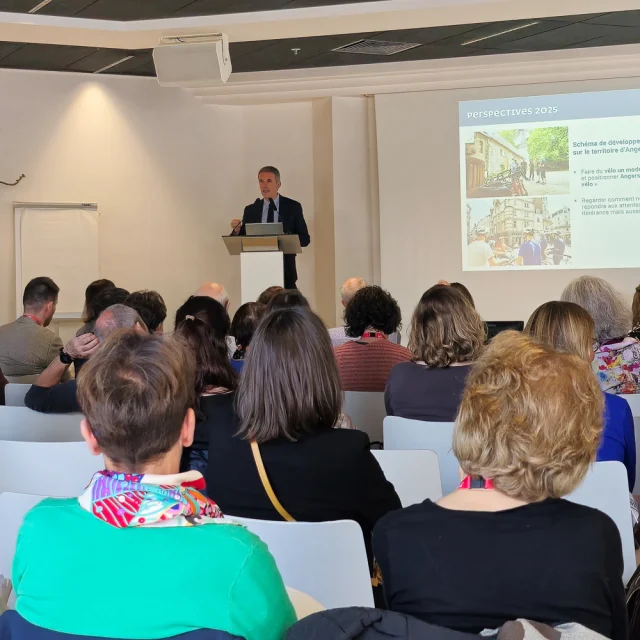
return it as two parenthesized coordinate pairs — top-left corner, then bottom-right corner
(230, 166), (310, 290)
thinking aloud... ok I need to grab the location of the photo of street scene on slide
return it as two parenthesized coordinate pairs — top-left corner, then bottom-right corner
(464, 126), (569, 199)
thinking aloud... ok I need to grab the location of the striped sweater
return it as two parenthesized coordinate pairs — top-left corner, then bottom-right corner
(334, 339), (413, 392)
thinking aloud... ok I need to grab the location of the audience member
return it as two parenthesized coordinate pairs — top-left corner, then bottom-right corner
(174, 296), (238, 473)
(266, 289), (310, 312)
(76, 279), (115, 337)
(374, 332), (627, 638)
(631, 284), (640, 340)
(25, 305), (146, 414)
(196, 282), (230, 311)
(525, 300), (636, 490)
(89, 286), (131, 321)
(449, 282), (475, 308)
(562, 275), (640, 394)
(230, 302), (267, 372)
(205, 307), (401, 565)
(334, 286), (411, 391)
(256, 285), (284, 305)
(125, 290), (167, 334)
(12, 330), (295, 640)
(385, 285), (485, 422)
(329, 278), (402, 348)
(0, 277), (64, 381)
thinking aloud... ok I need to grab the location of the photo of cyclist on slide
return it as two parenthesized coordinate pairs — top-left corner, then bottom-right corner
(465, 126), (569, 199)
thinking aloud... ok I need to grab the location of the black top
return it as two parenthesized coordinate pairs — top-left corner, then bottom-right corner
(25, 380), (79, 413)
(239, 195), (310, 289)
(194, 392), (236, 450)
(205, 422), (401, 561)
(385, 362), (471, 422)
(373, 499), (628, 639)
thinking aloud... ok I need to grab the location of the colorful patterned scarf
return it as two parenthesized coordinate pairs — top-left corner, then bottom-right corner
(79, 470), (226, 528)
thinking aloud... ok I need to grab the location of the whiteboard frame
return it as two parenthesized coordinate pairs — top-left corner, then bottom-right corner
(14, 202), (98, 320)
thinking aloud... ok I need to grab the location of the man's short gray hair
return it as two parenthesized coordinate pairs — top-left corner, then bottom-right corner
(94, 304), (147, 342)
(340, 277), (368, 305)
(561, 276), (632, 342)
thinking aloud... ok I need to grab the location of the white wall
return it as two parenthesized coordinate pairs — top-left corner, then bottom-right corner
(375, 77), (640, 329)
(0, 68), (233, 334)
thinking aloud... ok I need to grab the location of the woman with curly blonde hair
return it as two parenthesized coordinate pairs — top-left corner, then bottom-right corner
(374, 331), (627, 638)
(385, 285), (485, 422)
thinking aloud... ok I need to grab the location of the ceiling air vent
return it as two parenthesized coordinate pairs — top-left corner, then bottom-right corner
(332, 39), (421, 56)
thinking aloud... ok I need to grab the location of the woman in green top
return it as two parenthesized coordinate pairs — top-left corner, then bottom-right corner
(12, 329), (295, 640)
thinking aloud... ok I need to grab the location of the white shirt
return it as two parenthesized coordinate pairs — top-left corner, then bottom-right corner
(468, 240), (494, 268)
(261, 194), (280, 223)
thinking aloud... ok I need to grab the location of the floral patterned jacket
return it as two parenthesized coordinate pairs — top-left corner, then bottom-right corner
(594, 336), (640, 394)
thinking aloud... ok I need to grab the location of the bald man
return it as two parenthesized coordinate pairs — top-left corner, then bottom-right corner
(328, 277), (401, 348)
(195, 282), (230, 311)
(24, 304), (147, 414)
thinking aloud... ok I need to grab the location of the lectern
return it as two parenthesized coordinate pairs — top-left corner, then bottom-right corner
(223, 234), (302, 304)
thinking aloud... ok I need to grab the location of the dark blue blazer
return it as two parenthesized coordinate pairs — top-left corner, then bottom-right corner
(0, 611), (242, 640)
(239, 195), (310, 288)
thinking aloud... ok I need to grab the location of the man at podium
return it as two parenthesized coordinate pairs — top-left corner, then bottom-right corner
(230, 166), (310, 290)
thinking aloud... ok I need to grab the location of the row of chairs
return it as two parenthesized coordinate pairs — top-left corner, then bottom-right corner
(0, 460), (634, 610)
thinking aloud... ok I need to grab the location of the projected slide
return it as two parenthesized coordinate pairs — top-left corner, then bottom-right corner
(459, 88), (640, 271)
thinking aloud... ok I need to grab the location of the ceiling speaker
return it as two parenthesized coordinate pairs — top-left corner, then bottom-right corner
(153, 36), (232, 87)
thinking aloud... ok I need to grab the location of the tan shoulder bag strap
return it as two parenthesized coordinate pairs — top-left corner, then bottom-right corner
(250, 441), (296, 522)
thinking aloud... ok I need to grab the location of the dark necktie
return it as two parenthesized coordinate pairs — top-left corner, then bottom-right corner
(267, 200), (276, 223)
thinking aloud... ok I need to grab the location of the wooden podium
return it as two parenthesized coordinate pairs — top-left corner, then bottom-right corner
(223, 234), (302, 304)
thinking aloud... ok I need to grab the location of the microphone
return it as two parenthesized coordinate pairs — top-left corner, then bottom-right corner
(231, 219), (243, 235)
(269, 197), (278, 212)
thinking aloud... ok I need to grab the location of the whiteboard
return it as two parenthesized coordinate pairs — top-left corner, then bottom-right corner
(14, 203), (99, 319)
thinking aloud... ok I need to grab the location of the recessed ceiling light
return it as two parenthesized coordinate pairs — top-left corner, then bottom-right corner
(28, 0), (54, 13)
(94, 56), (134, 74)
(461, 21), (540, 46)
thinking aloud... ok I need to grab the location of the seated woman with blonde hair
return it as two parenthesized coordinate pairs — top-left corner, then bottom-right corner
(374, 331), (627, 638)
(525, 300), (636, 491)
(385, 284), (484, 422)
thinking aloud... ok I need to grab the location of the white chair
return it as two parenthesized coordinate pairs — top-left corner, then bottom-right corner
(0, 492), (45, 578)
(229, 517), (373, 609)
(4, 384), (31, 407)
(0, 407), (83, 442)
(343, 391), (386, 443)
(372, 449), (442, 507)
(619, 394), (640, 493)
(567, 461), (636, 585)
(0, 440), (102, 497)
(383, 416), (459, 494)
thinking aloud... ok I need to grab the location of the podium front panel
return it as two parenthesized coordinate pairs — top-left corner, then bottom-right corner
(240, 252), (284, 304)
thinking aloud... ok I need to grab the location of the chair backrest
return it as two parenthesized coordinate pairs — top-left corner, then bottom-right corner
(383, 416), (458, 494)
(0, 406), (83, 442)
(228, 516), (373, 609)
(343, 392), (386, 443)
(372, 449), (442, 507)
(0, 440), (102, 497)
(566, 461), (636, 585)
(0, 492), (46, 577)
(619, 394), (640, 493)
(4, 384), (31, 407)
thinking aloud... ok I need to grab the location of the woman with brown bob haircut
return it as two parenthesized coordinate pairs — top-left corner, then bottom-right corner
(205, 306), (400, 561)
(525, 300), (636, 491)
(385, 284), (485, 422)
(374, 332), (627, 638)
